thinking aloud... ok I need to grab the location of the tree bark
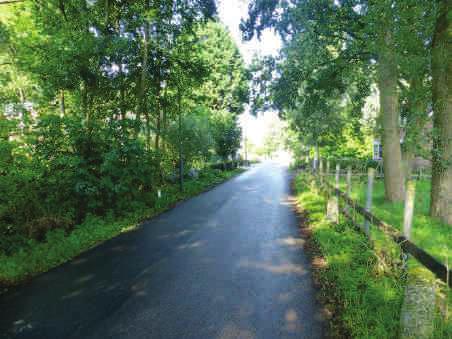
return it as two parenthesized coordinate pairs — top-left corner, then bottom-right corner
(60, 89), (65, 116)
(377, 26), (405, 202)
(403, 76), (429, 179)
(178, 87), (184, 192)
(154, 75), (162, 151)
(137, 14), (150, 137)
(430, 0), (452, 224)
(80, 80), (89, 122)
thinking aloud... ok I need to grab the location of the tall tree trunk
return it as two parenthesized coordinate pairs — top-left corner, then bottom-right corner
(430, 0), (452, 225)
(80, 80), (89, 122)
(119, 86), (125, 120)
(137, 16), (150, 137)
(145, 112), (151, 150)
(60, 89), (65, 116)
(178, 87), (184, 192)
(377, 26), (405, 202)
(154, 76), (162, 151)
(155, 114), (161, 150)
(403, 76), (429, 179)
(104, 0), (109, 24)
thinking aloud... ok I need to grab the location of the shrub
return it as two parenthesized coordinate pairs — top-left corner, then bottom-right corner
(26, 216), (74, 242)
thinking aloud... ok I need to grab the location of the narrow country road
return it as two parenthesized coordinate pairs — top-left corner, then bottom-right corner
(0, 162), (324, 339)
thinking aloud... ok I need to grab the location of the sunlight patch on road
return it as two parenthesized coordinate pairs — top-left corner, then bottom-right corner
(237, 258), (306, 276)
(277, 237), (305, 248)
(177, 241), (203, 250)
(217, 322), (256, 339)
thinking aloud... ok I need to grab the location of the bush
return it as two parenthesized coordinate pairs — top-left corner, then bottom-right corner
(25, 216), (74, 242)
(0, 115), (160, 254)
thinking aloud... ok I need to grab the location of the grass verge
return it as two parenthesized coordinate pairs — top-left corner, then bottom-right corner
(294, 173), (405, 338)
(297, 172), (451, 338)
(0, 168), (244, 288)
(333, 176), (450, 265)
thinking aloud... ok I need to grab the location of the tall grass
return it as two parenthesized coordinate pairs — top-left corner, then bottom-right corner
(314, 172), (451, 337)
(294, 174), (404, 338)
(328, 175), (451, 268)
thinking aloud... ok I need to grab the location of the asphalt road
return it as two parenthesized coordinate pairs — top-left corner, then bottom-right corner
(0, 162), (324, 339)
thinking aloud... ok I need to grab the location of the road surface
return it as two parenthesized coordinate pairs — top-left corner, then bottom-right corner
(0, 162), (324, 339)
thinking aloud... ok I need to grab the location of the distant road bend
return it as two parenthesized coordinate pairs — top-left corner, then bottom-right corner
(0, 162), (324, 339)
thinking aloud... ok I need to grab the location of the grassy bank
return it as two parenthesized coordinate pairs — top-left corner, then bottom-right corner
(333, 177), (451, 266)
(320, 175), (450, 289)
(338, 176), (452, 337)
(295, 174), (452, 338)
(294, 173), (404, 338)
(0, 168), (244, 287)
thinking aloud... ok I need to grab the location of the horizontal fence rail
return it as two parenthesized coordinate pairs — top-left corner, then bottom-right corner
(320, 172), (432, 180)
(319, 178), (451, 288)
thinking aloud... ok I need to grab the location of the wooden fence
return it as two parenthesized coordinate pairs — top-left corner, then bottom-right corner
(308, 168), (450, 288)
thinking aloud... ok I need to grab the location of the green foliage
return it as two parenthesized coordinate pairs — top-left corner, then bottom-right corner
(0, 168), (243, 285)
(165, 107), (213, 168)
(243, 1), (451, 213)
(0, 0), (250, 278)
(193, 21), (249, 116)
(211, 111), (242, 161)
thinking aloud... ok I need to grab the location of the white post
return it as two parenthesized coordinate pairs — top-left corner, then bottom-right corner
(363, 167), (375, 237)
(326, 160), (330, 182)
(403, 180), (416, 240)
(346, 166), (352, 199)
(319, 158), (324, 184)
(327, 163), (340, 224)
(335, 163), (340, 191)
(313, 144), (319, 172)
(346, 166), (352, 213)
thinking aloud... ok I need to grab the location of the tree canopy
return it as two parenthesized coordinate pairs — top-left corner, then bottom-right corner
(0, 1), (249, 254)
(243, 0), (451, 224)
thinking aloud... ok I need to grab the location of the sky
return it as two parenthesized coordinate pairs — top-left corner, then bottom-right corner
(218, 0), (281, 65)
(218, 0), (283, 152)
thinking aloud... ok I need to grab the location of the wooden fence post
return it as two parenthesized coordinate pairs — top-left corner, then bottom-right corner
(346, 166), (352, 213)
(403, 180), (416, 240)
(363, 167), (375, 237)
(400, 180), (437, 339)
(314, 144), (319, 172)
(335, 163), (340, 190)
(346, 166), (352, 199)
(327, 163), (340, 223)
(326, 160), (330, 182)
(319, 158), (324, 185)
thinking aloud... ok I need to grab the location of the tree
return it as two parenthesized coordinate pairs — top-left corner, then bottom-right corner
(192, 21), (249, 116)
(242, 0), (440, 203)
(430, 0), (452, 224)
(165, 107), (212, 170)
(0, 0), (259, 251)
(211, 111), (242, 162)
